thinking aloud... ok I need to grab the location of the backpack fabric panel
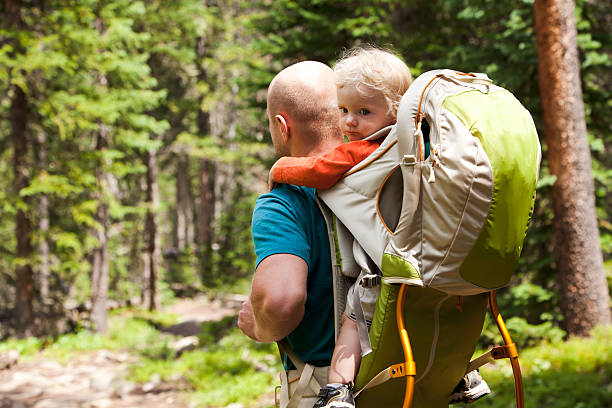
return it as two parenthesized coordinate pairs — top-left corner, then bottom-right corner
(442, 89), (540, 288)
(354, 284), (488, 407)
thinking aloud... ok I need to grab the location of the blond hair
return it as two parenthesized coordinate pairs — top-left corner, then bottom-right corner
(333, 46), (412, 120)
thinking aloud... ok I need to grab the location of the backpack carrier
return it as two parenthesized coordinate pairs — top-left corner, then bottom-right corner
(311, 70), (541, 408)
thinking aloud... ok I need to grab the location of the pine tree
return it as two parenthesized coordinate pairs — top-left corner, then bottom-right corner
(534, 0), (611, 336)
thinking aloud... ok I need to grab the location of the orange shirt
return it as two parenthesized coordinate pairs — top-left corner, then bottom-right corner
(272, 139), (383, 190)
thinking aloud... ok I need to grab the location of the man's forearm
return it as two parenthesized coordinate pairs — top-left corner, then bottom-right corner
(238, 292), (305, 342)
(250, 291), (304, 342)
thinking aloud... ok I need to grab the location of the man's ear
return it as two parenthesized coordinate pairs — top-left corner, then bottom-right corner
(275, 114), (289, 143)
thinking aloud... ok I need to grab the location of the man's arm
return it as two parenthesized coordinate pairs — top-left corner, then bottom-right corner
(271, 140), (381, 189)
(238, 253), (308, 342)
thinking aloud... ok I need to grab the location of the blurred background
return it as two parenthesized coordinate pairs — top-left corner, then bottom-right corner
(0, 1), (610, 407)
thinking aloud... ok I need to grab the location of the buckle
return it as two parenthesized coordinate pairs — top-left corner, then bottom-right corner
(275, 385), (280, 407)
(360, 274), (381, 288)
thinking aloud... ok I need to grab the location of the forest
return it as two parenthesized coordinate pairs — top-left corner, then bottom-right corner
(0, 0), (610, 407)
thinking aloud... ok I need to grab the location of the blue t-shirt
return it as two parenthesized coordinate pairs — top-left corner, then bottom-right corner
(252, 184), (334, 367)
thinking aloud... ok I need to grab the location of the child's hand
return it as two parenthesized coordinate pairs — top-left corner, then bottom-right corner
(268, 163), (278, 191)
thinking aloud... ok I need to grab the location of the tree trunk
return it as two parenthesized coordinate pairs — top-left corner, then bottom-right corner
(144, 148), (160, 311)
(209, 100), (237, 258)
(196, 100), (214, 276)
(533, 0), (612, 336)
(197, 158), (213, 253)
(7, 0), (34, 337)
(91, 124), (110, 333)
(35, 131), (50, 305)
(12, 83), (34, 337)
(91, 203), (109, 333)
(174, 154), (194, 252)
(195, 37), (215, 277)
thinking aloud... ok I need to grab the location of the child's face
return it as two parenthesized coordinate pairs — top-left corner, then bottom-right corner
(337, 86), (395, 142)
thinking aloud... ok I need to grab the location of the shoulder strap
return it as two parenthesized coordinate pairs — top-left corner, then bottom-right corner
(277, 338), (306, 372)
(363, 125), (393, 141)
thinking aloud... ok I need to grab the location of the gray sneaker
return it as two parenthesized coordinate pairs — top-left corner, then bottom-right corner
(313, 383), (355, 408)
(449, 370), (491, 404)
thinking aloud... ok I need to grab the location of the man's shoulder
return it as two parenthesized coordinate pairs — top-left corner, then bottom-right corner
(255, 184), (316, 211)
(251, 184), (322, 270)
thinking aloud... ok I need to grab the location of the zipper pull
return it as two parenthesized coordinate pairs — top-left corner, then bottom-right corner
(428, 146), (438, 183)
(428, 162), (436, 183)
(414, 115), (425, 161)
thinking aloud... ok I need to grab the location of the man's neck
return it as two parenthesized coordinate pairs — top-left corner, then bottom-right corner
(292, 139), (342, 158)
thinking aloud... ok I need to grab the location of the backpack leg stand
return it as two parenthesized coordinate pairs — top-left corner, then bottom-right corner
(397, 288), (525, 408)
(488, 290), (525, 408)
(396, 284), (416, 408)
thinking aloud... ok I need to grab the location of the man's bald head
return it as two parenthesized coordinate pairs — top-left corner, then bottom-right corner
(267, 61), (342, 157)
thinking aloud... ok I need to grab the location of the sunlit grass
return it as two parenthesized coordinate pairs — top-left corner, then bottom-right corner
(0, 336), (45, 358)
(0, 309), (179, 362)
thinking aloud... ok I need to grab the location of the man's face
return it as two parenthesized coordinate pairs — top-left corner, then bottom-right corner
(267, 106), (289, 158)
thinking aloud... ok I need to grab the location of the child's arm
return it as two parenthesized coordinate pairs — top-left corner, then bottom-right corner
(271, 140), (379, 190)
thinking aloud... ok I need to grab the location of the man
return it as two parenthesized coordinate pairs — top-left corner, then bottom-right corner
(237, 61), (343, 407)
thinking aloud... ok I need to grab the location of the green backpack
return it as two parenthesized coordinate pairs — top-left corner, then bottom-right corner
(317, 69), (541, 407)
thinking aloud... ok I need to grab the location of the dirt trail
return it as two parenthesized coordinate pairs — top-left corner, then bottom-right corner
(0, 296), (244, 408)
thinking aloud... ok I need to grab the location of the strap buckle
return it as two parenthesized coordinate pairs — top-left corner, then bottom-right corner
(360, 274), (381, 288)
(389, 361), (417, 378)
(491, 343), (518, 360)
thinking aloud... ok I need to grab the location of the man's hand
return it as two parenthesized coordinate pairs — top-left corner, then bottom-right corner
(238, 300), (259, 341)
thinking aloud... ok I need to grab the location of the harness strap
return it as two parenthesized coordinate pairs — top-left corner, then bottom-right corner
(354, 362), (416, 398)
(277, 339), (326, 408)
(286, 363), (315, 408)
(351, 240), (381, 357)
(352, 282), (373, 356)
(278, 339), (305, 372)
(465, 343), (518, 373)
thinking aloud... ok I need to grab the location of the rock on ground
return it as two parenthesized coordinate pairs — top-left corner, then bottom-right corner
(0, 350), (189, 408)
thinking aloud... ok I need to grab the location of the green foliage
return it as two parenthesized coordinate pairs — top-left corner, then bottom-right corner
(0, 336), (44, 358)
(245, 0), (397, 103)
(578, 1), (612, 259)
(477, 326), (612, 407)
(198, 315), (236, 346)
(205, 187), (258, 288)
(0, 0), (609, 351)
(0, 309), (175, 361)
(481, 284), (565, 349)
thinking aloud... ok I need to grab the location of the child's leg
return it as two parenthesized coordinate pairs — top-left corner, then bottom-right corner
(328, 313), (362, 384)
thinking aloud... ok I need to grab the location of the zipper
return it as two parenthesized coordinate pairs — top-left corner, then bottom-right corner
(428, 145), (439, 183)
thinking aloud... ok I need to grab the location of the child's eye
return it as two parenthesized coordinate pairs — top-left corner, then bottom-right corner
(359, 109), (370, 115)
(339, 107), (348, 113)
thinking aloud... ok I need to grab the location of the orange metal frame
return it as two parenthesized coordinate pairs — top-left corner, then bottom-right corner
(396, 284), (416, 408)
(489, 290), (525, 408)
(395, 285), (525, 408)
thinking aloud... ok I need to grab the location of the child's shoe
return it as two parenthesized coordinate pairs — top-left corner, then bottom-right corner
(449, 369), (491, 404)
(313, 383), (355, 408)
